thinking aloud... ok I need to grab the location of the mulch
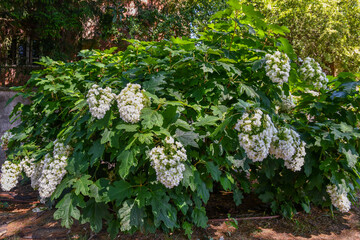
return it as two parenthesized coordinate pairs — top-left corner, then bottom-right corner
(1, 183), (360, 240)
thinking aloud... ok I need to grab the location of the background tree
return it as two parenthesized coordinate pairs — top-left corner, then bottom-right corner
(0, 0), (227, 62)
(242, 0), (360, 75)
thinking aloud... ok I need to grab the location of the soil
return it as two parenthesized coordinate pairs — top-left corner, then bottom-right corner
(1, 184), (360, 240)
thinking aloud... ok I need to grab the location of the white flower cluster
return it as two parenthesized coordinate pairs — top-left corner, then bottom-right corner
(38, 140), (71, 200)
(116, 83), (147, 123)
(30, 160), (44, 190)
(1, 130), (14, 150)
(0, 160), (22, 191)
(278, 92), (296, 112)
(86, 84), (116, 119)
(265, 51), (291, 84)
(235, 109), (277, 162)
(149, 136), (187, 189)
(270, 127), (306, 171)
(299, 57), (328, 90)
(21, 156), (36, 178)
(327, 184), (351, 213)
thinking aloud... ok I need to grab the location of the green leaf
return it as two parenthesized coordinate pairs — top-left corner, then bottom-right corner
(174, 119), (192, 131)
(101, 128), (115, 145)
(205, 162), (221, 182)
(220, 176), (232, 191)
(308, 174), (323, 191)
(182, 164), (196, 191)
(81, 199), (109, 233)
(194, 115), (220, 127)
(51, 177), (76, 200)
(277, 37), (296, 60)
(227, 0), (241, 10)
(108, 180), (132, 206)
(107, 219), (120, 240)
(259, 191), (274, 203)
(191, 207), (208, 228)
(175, 129), (199, 148)
(151, 194), (177, 229)
(341, 145), (358, 168)
(91, 110), (112, 130)
(252, 58), (265, 71)
(73, 175), (93, 196)
(118, 200), (134, 232)
(54, 193), (84, 228)
(88, 179), (111, 203)
(233, 188), (243, 206)
(162, 105), (178, 128)
(134, 186), (151, 208)
(141, 108), (164, 129)
(201, 63), (214, 73)
(137, 132), (154, 145)
(116, 123), (139, 132)
(304, 154), (314, 177)
(66, 151), (89, 174)
(301, 202), (311, 213)
(119, 199), (147, 231)
(89, 140), (105, 167)
(117, 150), (136, 179)
(129, 204), (146, 229)
(143, 72), (167, 93)
(210, 116), (233, 139)
(182, 221), (193, 239)
(194, 171), (210, 203)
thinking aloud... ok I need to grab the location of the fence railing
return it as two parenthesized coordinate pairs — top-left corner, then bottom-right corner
(0, 65), (42, 87)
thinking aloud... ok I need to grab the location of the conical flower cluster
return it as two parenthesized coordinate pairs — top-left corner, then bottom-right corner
(299, 57), (328, 90)
(87, 84), (116, 119)
(327, 184), (351, 213)
(265, 51), (290, 84)
(149, 137), (187, 189)
(38, 140), (72, 200)
(1, 130), (14, 150)
(21, 156), (36, 178)
(235, 109), (277, 162)
(116, 83), (147, 124)
(0, 160), (22, 191)
(270, 127), (306, 171)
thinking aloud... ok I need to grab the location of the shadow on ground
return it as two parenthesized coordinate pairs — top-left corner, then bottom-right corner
(0, 183), (359, 240)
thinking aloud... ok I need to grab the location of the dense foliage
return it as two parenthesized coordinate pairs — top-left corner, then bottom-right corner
(1, 1), (360, 238)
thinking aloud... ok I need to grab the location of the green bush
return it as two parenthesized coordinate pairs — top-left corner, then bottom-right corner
(1, 1), (359, 238)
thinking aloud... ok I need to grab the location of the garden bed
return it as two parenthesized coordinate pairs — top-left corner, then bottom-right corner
(1, 183), (359, 240)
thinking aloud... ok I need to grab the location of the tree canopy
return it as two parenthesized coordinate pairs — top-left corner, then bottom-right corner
(242, 0), (360, 75)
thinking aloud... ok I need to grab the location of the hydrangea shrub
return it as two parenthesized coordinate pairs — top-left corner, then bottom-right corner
(1, 2), (360, 238)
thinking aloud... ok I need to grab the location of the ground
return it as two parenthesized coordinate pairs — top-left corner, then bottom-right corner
(1, 183), (360, 240)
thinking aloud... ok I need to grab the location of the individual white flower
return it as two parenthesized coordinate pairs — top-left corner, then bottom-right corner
(1, 130), (14, 150)
(1, 160), (22, 191)
(235, 109), (277, 162)
(327, 184), (351, 213)
(299, 57), (328, 90)
(116, 83), (147, 123)
(270, 127), (306, 171)
(265, 51), (291, 84)
(86, 84), (116, 119)
(38, 140), (72, 200)
(149, 136), (187, 188)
